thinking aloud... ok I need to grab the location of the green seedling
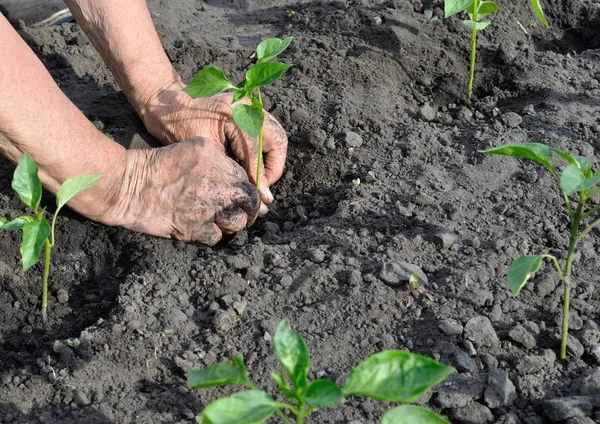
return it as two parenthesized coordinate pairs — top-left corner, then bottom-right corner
(188, 320), (454, 423)
(183, 37), (293, 191)
(0, 153), (101, 322)
(481, 143), (600, 360)
(444, 0), (548, 104)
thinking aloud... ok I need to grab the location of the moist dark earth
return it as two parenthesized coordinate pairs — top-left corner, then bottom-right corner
(1, 0), (600, 423)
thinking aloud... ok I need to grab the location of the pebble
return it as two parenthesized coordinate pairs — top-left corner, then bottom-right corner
(451, 401), (494, 423)
(309, 249), (325, 263)
(572, 368), (600, 399)
(73, 391), (90, 406)
(56, 288), (69, 304)
(543, 397), (593, 421)
(566, 418), (596, 424)
(453, 348), (479, 374)
(565, 334), (585, 358)
(221, 274), (247, 294)
(212, 309), (240, 333)
(379, 260), (427, 287)
(509, 324), (537, 349)
(432, 231), (457, 249)
(82, 45), (95, 59)
(457, 107), (473, 123)
(516, 349), (556, 374)
(309, 129), (327, 148)
(418, 103), (437, 121)
(502, 112), (523, 128)
(232, 301), (247, 316)
(344, 131), (363, 148)
(484, 369), (517, 408)
(245, 266), (260, 281)
(280, 275), (293, 288)
(464, 316), (499, 348)
(436, 374), (486, 408)
(438, 319), (464, 336)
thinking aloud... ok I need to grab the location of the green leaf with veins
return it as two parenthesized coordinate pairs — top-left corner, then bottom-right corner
(256, 36), (293, 63)
(270, 372), (298, 402)
(480, 143), (555, 175)
(245, 62), (292, 92)
(21, 219), (50, 271)
(274, 320), (310, 392)
(56, 174), (102, 212)
(201, 390), (278, 424)
(444, 0), (474, 18)
(305, 379), (344, 407)
(560, 164), (585, 195)
(477, 1), (498, 19)
(188, 358), (250, 389)
(233, 98), (264, 138)
(343, 350), (454, 402)
(184, 68), (237, 98)
(463, 19), (491, 30)
(382, 405), (450, 424)
(0, 216), (35, 230)
(507, 255), (544, 295)
(12, 153), (42, 211)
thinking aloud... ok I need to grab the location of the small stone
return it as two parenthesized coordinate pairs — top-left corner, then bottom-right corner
(345, 131), (363, 148)
(309, 129), (327, 149)
(453, 348), (479, 374)
(82, 45), (95, 59)
(280, 275), (293, 288)
(182, 408), (195, 420)
(438, 319), (464, 336)
(418, 103), (437, 121)
(264, 221), (280, 234)
(516, 349), (556, 374)
(566, 418), (596, 424)
(221, 274), (247, 294)
(543, 397), (593, 421)
(509, 324), (537, 349)
(73, 391), (90, 406)
(457, 107), (473, 123)
(432, 231), (457, 249)
(245, 266), (260, 281)
(534, 274), (557, 297)
(232, 301), (247, 316)
(309, 249), (325, 263)
(379, 261), (427, 287)
(127, 320), (142, 330)
(451, 401), (494, 423)
(464, 316), (499, 348)
(436, 374), (486, 408)
(485, 369), (517, 408)
(572, 368), (600, 399)
(56, 288), (69, 304)
(212, 309), (240, 333)
(502, 112), (523, 128)
(565, 334), (585, 358)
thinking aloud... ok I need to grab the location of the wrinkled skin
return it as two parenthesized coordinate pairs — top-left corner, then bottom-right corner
(110, 138), (261, 245)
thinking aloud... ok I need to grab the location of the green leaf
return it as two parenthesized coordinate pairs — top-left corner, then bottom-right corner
(343, 350), (454, 402)
(12, 153), (42, 211)
(305, 379), (344, 407)
(480, 143), (555, 175)
(187, 358), (250, 389)
(256, 36), (293, 63)
(477, 1), (498, 19)
(578, 175), (600, 193)
(233, 98), (264, 138)
(560, 164), (585, 195)
(232, 87), (248, 103)
(245, 62), (292, 92)
(463, 19), (491, 30)
(21, 220), (50, 271)
(382, 405), (450, 424)
(183, 68), (236, 98)
(274, 320), (310, 392)
(507, 255), (544, 296)
(270, 372), (298, 402)
(201, 390), (278, 424)
(529, 0), (548, 26)
(552, 149), (591, 172)
(444, 0), (474, 18)
(0, 216), (35, 230)
(56, 174), (102, 212)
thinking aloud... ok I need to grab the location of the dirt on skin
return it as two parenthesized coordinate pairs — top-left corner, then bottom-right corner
(1, 0), (600, 423)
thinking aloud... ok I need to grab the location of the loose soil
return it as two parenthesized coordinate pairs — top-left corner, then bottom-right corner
(2, 0), (600, 423)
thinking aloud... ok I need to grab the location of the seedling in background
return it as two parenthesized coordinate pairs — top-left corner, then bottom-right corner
(481, 143), (600, 360)
(183, 37), (293, 191)
(444, 0), (548, 104)
(0, 153), (101, 323)
(188, 320), (453, 423)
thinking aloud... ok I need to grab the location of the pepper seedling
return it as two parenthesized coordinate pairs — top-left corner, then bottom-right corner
(0, 153), (101, 322)
(183, 37), (293, 191)
(481, 143), (600, 360)
(188, 320), (454, 423)
(444, 0), (548, 104)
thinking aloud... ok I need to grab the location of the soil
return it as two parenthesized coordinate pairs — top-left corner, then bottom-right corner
(1, 0), (600, 423)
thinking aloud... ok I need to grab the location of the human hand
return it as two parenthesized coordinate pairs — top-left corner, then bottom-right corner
(105, 137), (261, 245)
(139, 82), (288, 205)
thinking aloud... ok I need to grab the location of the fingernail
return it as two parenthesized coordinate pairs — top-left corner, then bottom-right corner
(259, 203), (269, 216)
(262, 187), (274, 203)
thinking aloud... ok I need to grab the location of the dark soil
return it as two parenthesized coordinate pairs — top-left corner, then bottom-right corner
(2, 0), (600, 423)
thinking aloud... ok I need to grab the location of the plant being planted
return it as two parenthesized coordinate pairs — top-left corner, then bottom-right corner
(0, 153), (101, 322)
(188, 320), (454, 423)
(481, 143), (600, 360)
(444, 0), (548, 104)
(183, 37), (293, 191)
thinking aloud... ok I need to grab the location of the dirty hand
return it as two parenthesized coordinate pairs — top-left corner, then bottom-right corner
(109, 137), (261, 245)
(139, 82), (288, 205)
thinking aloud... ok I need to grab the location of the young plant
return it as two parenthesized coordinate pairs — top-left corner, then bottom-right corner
(188, 320), (454, 423)
(0, 153), (101, 323)
(183, 37), (293, 191)
(481, 143), (600, 360)
(444, 0), (548, 104)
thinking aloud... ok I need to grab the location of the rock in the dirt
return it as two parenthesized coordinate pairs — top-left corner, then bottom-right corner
(453, 348), (479, 374)
(418, 103), (436, 121)
(212, 309), (240, 333)
(56, 288), (69, 304)
(516, 349), (556, 374)
(457, 107), (473, 123)
(509, 324), (537, 349)
(309, 129), (327, 148)
(450, 401), (494, 423)
(542, 396), (593, 421)
(432, 230), (457, 249)
(572, 368), (600, 402)
(484, 369), (517, 408)
(73, 390), (90, 406)
(464, 316), (499, 348)
(220, 274), (247, 294)
(566, 417), (596, 424)
(344, 131), (363, 148)
(438, 318), (464, 336)
(379, 260), (427, 287)
(502, 112), (523, 128)
(436, 374), (486, 408)
(309, 249), (325, 263)
(564, 333), (585, 358)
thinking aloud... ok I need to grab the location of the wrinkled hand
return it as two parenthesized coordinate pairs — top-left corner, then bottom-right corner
(108, 137), (260, 245)
(139, 81), (288, 205)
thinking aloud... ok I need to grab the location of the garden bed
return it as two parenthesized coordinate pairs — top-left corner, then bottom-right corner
(1, 0), (600, 422)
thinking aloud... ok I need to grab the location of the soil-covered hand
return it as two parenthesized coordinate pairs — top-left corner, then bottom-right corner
(106, 137), (261, 245)
(139, 81), (288, 205)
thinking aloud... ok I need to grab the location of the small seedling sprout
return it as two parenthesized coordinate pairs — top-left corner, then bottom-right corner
(183, 37), (293, 191)
(481, 143), (600, 359)
(187, 320), (454, 423)
(444, 0), (548, 104)
(0, 153), (101, 322)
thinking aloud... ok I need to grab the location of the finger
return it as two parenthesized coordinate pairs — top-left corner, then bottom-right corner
(214, 204), (248, 234)
(230, 180), (261, 221)
(259, 202), (269, 216)
(173, 222), (222, 246)
(262, 112), (288, 185)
